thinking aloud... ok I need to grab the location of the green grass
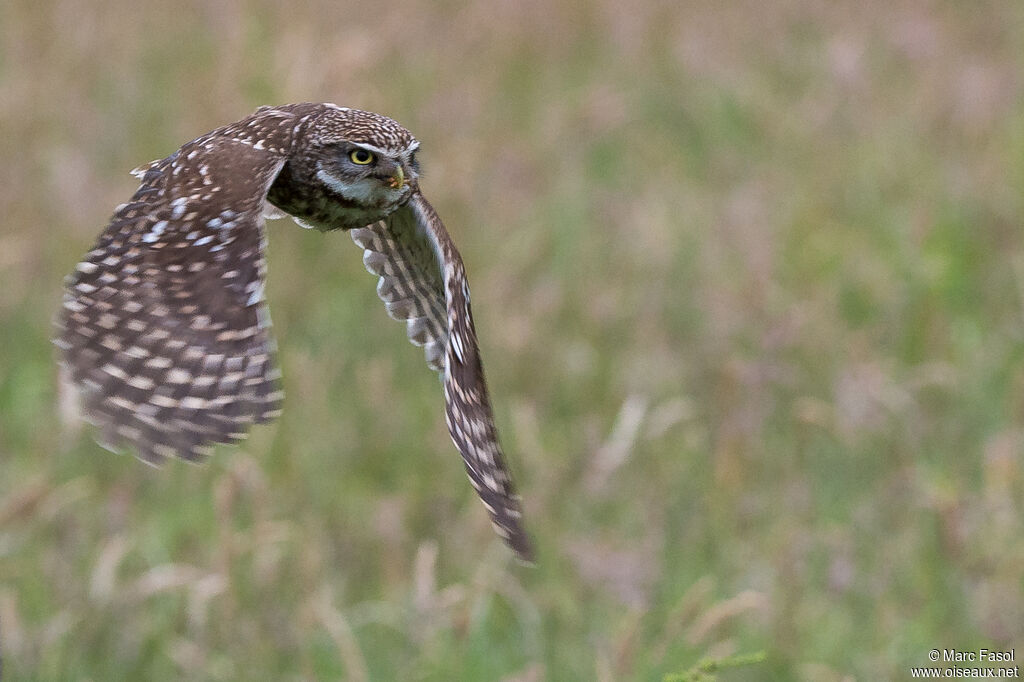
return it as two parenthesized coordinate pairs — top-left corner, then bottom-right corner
(2, 1), (1023, 679)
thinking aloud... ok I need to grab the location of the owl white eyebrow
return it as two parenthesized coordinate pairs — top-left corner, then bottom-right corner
(351, 141), (419, 157)
(351, 143), (394, 157)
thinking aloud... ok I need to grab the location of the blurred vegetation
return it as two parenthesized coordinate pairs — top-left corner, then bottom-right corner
(2, 0), (1023, 679)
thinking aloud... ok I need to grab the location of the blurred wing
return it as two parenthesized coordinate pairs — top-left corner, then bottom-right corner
(56, 115), (297, 464)
(351, 193), (534, 562)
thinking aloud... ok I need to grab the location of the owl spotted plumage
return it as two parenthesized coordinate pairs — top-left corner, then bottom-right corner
(56, 103), (533, 562)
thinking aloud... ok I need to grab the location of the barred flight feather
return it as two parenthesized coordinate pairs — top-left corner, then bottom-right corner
(351, 195), (533, 562)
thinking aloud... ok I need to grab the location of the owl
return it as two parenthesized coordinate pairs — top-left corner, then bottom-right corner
(55, 103), (533, 562)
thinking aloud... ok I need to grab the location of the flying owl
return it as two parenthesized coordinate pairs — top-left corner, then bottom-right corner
(55, 102), (533, 562)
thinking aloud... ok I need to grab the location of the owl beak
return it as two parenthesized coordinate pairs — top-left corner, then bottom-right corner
(387, 165), (405, 189)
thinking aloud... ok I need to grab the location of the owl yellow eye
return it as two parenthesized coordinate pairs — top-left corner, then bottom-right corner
(349, 149), (374, 165)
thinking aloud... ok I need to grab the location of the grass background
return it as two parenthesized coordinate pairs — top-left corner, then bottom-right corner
(2, 0), (1023, 679)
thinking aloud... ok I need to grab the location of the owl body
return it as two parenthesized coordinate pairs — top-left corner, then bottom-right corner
(57, 103), (533, 561)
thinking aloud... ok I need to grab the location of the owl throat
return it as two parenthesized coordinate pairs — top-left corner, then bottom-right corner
(266, 161), (401, 232)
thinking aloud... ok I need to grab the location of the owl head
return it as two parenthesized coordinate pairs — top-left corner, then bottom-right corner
(300, 105), (421, 216)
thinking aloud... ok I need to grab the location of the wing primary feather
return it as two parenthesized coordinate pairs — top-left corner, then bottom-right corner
(352, 193), (534, 562)
(57, 106), (301, 464)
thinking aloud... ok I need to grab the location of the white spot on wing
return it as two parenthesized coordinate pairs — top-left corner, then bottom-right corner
(247, 280), (265, 306)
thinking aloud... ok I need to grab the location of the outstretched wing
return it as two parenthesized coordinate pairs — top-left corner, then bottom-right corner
(351, 193), (533, 562)
(55, 108), (301, 464)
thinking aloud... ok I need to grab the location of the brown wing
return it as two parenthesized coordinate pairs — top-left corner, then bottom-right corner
(350, 193), (534, 562)
(55, 109), (301, 464)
